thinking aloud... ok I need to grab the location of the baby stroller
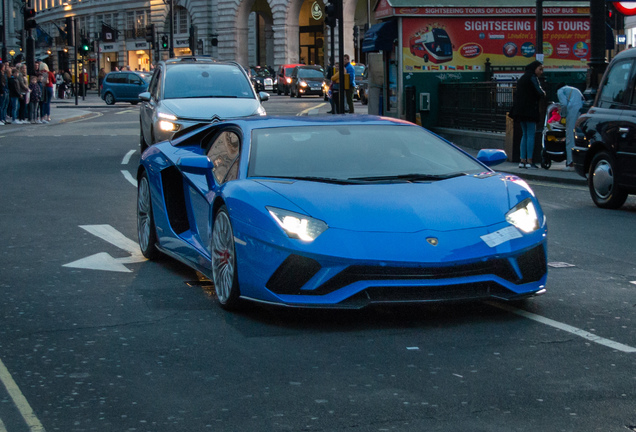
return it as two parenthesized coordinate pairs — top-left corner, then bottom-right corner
(540, 102), (567, 169)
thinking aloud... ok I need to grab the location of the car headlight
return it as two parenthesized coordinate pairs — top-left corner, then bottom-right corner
(286, 77), (292, 84)
(158, 112), (177, 121)
(159, 120), (179, 132)
(506, 198), (539, 233)
(300, 81), (308, 87)
(255, 105), (266, 116)
(157, 111), (179, 132)
(267, 207), (328, 242)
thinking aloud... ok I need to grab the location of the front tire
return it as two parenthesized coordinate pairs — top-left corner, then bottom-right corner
(137, 172), (159, 259)
(212, 206), (241, 310)
(588, 151), (628, 209)
(104, 93), (115, 105)
(140, 123), (148, 153)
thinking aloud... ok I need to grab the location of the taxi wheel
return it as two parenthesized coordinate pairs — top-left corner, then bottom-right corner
(588, 151), (628, 209)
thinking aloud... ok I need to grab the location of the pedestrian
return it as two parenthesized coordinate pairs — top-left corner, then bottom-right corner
(55, 70), (63, 98)
(98, 67), (106, 96)
(8, 68), (23, 124)
(18, 64), (30, 123)
(0, 63), (8, 125)
(329, 63), (342, 114)
(510, 60), (545, 169)
(39, 62), (55, 123)
(28, 76), (41, 124)
(556, 82), (585, 170)
(343, 54), (356, 114)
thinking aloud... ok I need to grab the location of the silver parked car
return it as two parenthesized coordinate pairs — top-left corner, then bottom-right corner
(139, 57), (268, 152)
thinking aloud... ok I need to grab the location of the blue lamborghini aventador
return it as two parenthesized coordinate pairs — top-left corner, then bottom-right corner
(137, 116), (547, 310)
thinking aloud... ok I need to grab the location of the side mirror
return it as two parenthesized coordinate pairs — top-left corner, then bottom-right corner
(259, 91), (270, 102)
(176, 156), (212, 173)
(476, 149), (507, 167)
(139, 92), (151, 102)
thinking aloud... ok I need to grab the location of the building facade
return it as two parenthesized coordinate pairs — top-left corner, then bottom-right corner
(1, 0), (375, 76)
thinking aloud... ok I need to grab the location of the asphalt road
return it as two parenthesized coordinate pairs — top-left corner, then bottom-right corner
(0, 96), (635, 432)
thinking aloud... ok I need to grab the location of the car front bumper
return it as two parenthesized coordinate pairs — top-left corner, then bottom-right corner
(232, 218), (548, 308)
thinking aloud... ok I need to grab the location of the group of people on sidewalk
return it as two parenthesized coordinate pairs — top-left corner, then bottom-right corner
(0, 60), (56, 125)
(510, 59), (584, 170)
(327, 54), (356, 114)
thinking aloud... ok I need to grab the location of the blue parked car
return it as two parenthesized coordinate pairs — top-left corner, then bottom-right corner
(100, 71), (150, 105)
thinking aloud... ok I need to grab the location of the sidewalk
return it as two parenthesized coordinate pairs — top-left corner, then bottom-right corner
(49, 90), (105, 123)
(308, 99), (587, 186)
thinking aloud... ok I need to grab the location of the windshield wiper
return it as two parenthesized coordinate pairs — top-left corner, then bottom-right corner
(271, 176), (360, 185)
(348, 173), (467, 182)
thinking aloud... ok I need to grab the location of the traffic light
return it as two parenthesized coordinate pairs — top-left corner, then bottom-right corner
(24, 8), (37, 30)
(353, 25), (359, 51)
(65, 17), (74, 46)
(189, 25), (198, 54)
(161, 34), (169, 50)
(145, 24), (155, 44)
(325, 2), (337, 28)
(79, 38), (89, 55)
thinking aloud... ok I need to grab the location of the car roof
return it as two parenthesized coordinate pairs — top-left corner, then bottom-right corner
(611, 47), (636, 62)
(105, 70), (146, 76)
(161, 56), (217, 64)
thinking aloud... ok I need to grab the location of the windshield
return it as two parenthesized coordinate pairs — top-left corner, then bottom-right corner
(298, 68), (324, 79)
(254, 69), (272, 77)
(164, 64), (255, 99)
(354, 65), (365, 79)
(248, 125), (486, 181)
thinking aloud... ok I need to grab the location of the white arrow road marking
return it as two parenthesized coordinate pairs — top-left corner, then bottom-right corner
(63, 225), (146, 273)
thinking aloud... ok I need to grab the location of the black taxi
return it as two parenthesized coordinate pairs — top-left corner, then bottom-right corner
(573, 48), (636, 209)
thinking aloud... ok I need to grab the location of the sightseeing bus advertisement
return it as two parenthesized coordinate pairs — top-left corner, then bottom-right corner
(402, 17), (590, 73)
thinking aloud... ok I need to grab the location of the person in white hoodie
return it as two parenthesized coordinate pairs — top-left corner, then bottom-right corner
(556, 82), (585, 170)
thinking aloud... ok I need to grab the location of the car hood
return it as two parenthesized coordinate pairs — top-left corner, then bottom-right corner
(255, 174), (522, 233)
(161, 98), (262, 120)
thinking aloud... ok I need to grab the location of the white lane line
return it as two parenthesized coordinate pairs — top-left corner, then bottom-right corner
(121, 170), (137, 187)
(488, 302), (636, 353)
(0, 358), (46, 431)
(0, 417), (8, 432)
(121, 149), (136, 165)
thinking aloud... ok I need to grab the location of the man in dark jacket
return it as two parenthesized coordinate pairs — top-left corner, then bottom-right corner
(511, 60), (545, 169)
(8, 68), (23, 124)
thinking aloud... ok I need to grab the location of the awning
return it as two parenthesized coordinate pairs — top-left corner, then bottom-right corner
(362, 20), (397, 53)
